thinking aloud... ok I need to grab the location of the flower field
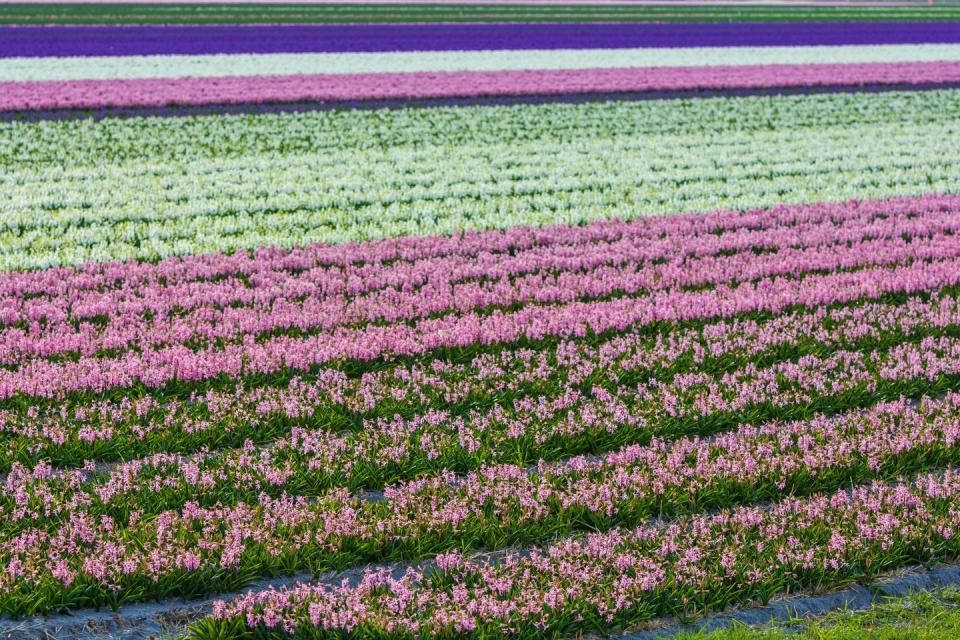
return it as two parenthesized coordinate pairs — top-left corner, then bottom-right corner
(3, 3), (960, 639)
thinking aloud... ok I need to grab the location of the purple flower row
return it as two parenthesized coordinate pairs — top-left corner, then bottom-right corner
(4, 22), (958, 58)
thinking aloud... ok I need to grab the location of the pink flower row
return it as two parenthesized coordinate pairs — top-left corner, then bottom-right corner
(2, 62), (958, 110)
(5, 382), (958, 532)
(2, 248), (958, 399)
(2, 203), (956, 366)
(0, 288), (950, 478)
(206, 469), (960, 638)
(1, 289), (946, 447)
(3, 393), (959, 596)
(5, 314), (960, 514)
(4, 195), (926, 303)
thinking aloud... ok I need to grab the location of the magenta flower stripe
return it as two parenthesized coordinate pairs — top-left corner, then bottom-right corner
(3, 61), (960, 111)
(0, 203), (956, 366)
(0, 194), (955, 400)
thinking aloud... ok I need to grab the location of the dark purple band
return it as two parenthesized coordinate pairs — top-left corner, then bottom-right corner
(3, 21), (960, 58)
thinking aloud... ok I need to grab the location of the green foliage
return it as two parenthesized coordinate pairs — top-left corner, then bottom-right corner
(682, 588), (960, 639)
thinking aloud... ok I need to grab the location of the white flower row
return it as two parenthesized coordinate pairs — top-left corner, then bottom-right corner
(5, 89), (957, 170)
(2, 108), (958, 271)
(3, 44), (960, 82)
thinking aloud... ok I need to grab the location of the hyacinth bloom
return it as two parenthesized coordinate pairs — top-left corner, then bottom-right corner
(6, 11), (960, 638)
(0, 189), (955, 623)
(0, 194), (955, 400)
(203, 471), (960, 638)
(0, 287), (955, 470)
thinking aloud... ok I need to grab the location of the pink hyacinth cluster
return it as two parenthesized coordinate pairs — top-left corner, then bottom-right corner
(3, 61), (959, 111)
(3, 395), (960, 595)
(1, 289), (958, 468)
(0, 194), (958, 399)
(1, 193), (960, 628)
(210, 471), (960, 637)
(0, 202), (957, 364)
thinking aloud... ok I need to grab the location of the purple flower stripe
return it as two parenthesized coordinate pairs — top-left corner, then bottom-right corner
(4, 62), (959, 110)
(3, 22), (959, 58)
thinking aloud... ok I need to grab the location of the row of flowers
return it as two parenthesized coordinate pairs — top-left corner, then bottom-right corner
(195, 470), (960, 639)
(1, 244), (958, 399)
(2, 392), (960, 615)
(8, 21), (958, 58)
(0, 194), (955, 365)
(2, 100), (958, 270)
(3, 386), (959, 535)
(1, 288), (957, 468)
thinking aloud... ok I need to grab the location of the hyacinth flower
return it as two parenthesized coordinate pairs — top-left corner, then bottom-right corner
(193, 471), (960, 639)
(2, 393), (960, 615)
